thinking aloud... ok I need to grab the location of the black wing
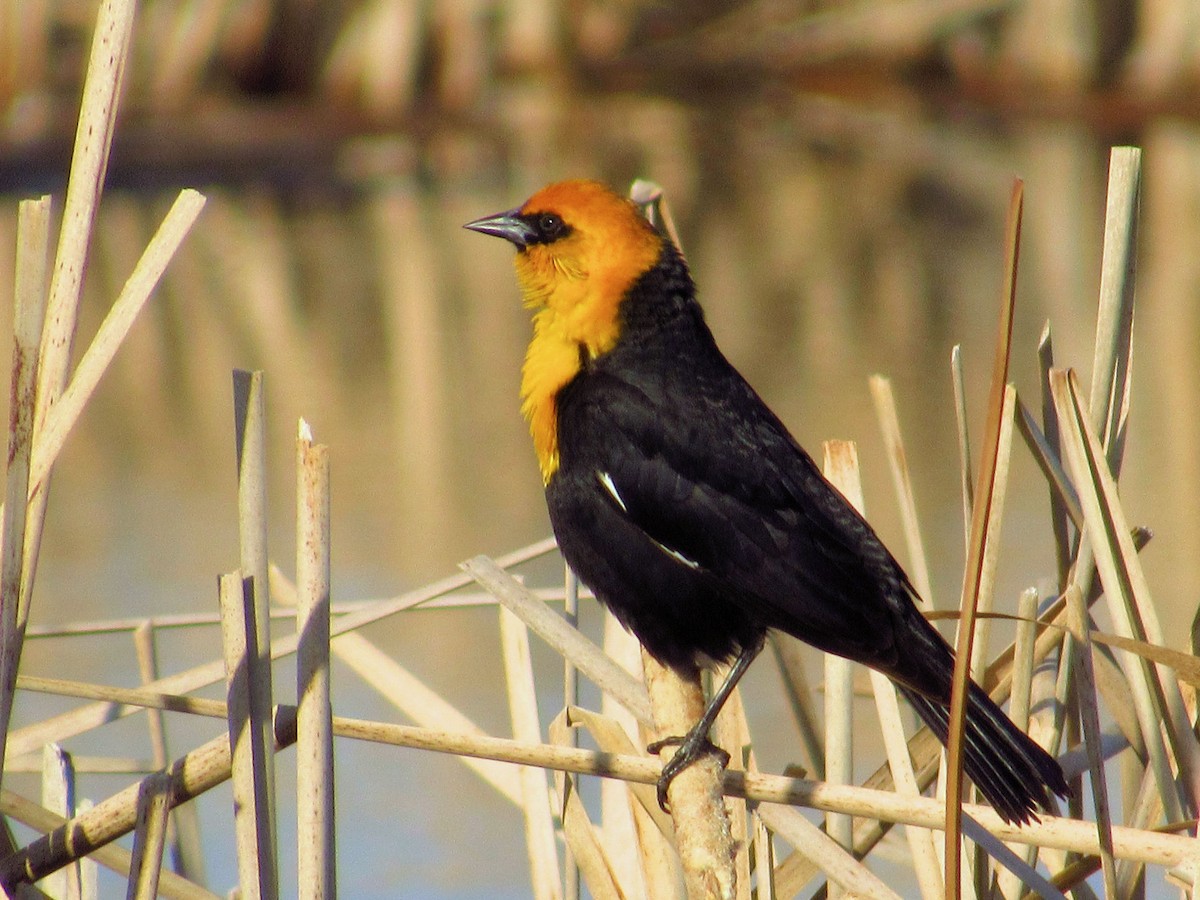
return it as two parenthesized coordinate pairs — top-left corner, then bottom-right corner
(554, 356), (921, 676)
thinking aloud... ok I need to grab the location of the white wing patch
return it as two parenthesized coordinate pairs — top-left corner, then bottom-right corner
(596, 470), (628, 512)
(596, 471), (702, 571)
(649, 537), (703, 571)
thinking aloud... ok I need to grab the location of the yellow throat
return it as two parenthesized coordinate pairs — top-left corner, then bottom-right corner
(511, 183), (663, 483)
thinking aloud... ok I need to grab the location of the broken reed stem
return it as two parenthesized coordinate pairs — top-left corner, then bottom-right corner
(296, 422), (335, 899)
(4, 698), (1196, 890)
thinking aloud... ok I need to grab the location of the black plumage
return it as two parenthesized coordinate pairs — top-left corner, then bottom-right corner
(465, 180), (1069, 825)
(547, 241), (1068, 823)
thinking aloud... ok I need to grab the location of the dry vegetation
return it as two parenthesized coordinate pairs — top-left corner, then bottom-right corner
(1, 0), (1199, 898)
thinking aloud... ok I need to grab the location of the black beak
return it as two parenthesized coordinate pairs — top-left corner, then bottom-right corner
(463, 207), (537, 248)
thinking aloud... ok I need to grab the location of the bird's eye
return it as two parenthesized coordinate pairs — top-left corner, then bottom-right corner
(538, 213), (564, 237)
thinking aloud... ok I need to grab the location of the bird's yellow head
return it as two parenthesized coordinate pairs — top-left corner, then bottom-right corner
(465, 180), (665, 483)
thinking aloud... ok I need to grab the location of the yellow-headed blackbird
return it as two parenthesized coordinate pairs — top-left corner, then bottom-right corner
(466, 179), (1069, 823)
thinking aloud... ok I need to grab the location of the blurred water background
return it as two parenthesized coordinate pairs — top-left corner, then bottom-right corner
(1, 0), (1199, 895)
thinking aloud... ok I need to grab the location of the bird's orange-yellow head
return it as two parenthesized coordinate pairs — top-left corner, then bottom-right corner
(465, 180), (665, 483)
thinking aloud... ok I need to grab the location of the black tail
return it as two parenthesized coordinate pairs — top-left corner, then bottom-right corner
(900, 682), (1070, 825)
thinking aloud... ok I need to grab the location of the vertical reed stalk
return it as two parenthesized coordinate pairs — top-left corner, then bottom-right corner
(821, 440), (860, 884)
(219, 571), (279, 900)
(232, 368), (278, 854)
(0, 197), (50, 790)
(133, 622), (206, 885)
(296, 421), (335, 898)
(946, 179), (1023, 898)
(127, 772), (172, 900)
(500, 607), (561, 899)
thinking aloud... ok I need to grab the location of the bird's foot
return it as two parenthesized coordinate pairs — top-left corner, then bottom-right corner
(647, 732), (731, 812)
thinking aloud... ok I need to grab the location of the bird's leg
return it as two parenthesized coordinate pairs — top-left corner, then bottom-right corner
(647, 640), (763, 811)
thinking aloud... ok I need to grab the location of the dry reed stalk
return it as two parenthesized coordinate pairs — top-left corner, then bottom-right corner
(296, 421), (335, 899)
(994, 588), (1042, 900)
(232, 368), (279, 854)
(127, 771), (172, 900)
(1063, 584), (1117, 895)
(0, 196), (50, 788)
(820, 440), (860, 883)
(460, 555), (653, 723)
(969, 384), (1017, 682)
(767, 635), (824, 779)
(756, 804), (901, 900)
(29, 190), (206, 499)
(1051, 369), (1188, 820)
(6, 755), (152, 775)
(600, 619), (669, 898)
(133, 622), (205, 886)
(561, 567), (582, 900)
(499, 607), (561, 899)
(547, 738), (624, 900)
(18, 7), (139, 714)
(23, 586), (582, 638)
(869, 375), (934, 603)
(1099, 150), (1200, 806)
(271, 564), (523, 804)
(945, 178), (1024, 895)
(35, 0), (136, 418)
(642, 649), (737, 900)
(1035, 325), (1072, 588)
(1007, 588), (1039, 732)
(560, 702), (676, 896)
(0, 789), (217, 900)
(6, 539), (555, 756)
(950, 344), (973, 548)
(40, 744), (79, 899)
(546, 713), (628, 900)
(218, 570), (279, 900)
(1088, 147), (1140, 473)
(8, 685), (1200, 884)
(750, 803), (774, 900)
(1014, 398), (1084, 531)
(824, 437), (943, 897)
(0, 713), (293, 890)
(869, 669), (944, 898)
(957, 815), (1066, 899)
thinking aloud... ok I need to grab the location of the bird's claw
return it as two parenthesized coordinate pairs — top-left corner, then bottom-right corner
(647, 733), (731, 812)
